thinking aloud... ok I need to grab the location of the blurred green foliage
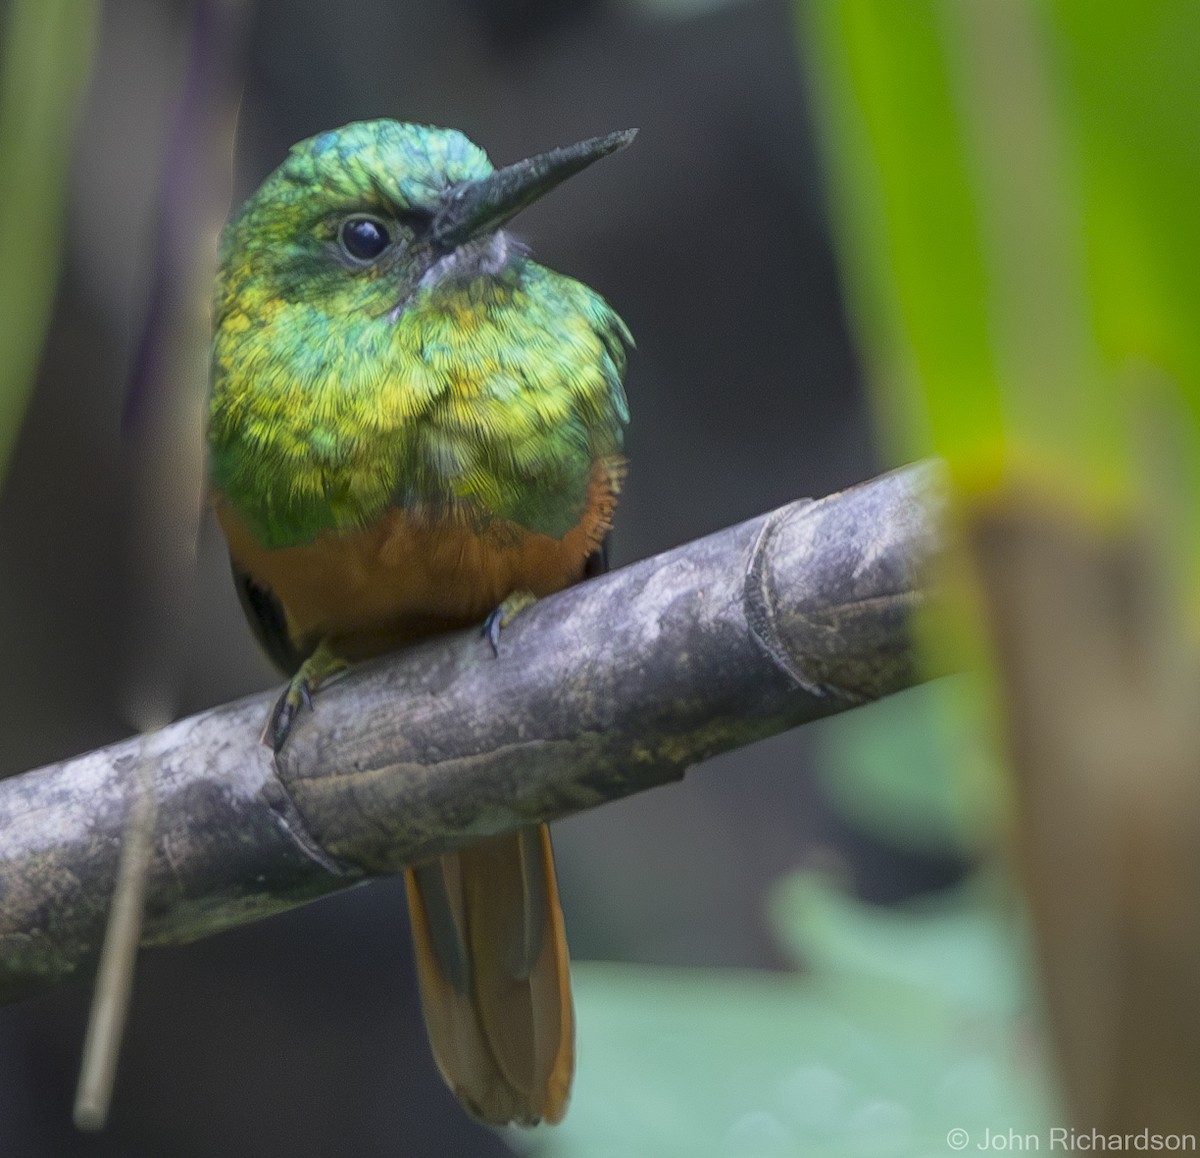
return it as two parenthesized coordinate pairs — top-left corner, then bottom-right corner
(815, 679), (1004, 857)
(801, 0), (1200, 598)
(0, 0), (98, 482)
(1048, 1), (1200, 589)
(795, 4), (1005, 473)
(526, 873), (1050, 1158)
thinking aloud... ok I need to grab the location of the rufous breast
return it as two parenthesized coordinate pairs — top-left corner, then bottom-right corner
(214, 461), (618, 659)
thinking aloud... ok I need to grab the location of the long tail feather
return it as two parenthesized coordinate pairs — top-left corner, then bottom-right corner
(404, 825), (574, 1125)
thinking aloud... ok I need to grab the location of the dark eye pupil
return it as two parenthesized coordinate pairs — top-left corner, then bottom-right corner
(341, 217), (389, 261)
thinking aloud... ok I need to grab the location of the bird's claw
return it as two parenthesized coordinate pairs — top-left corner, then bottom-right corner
(266, 677), (310, 753)
(263, 641), (347, 753)
(481, 590), (538, 657)
(483, 608), (504, 656)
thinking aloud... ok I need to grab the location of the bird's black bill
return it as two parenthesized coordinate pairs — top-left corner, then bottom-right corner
(432, 128), (637, 252)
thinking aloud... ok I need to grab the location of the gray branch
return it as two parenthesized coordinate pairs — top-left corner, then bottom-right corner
(0, 460), (947, 1003)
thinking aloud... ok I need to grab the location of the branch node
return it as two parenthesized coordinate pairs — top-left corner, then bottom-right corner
(261, 773), (357, 877)
(744, 499), (852, 699)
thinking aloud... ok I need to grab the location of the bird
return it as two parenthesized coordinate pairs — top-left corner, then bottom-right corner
(205, 119), (634, 1125)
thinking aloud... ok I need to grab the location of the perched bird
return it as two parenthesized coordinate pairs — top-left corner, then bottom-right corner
(206, 119), (634, 1124)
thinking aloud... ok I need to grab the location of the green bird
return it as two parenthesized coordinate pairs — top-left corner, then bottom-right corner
(206, 119), (634, 1124)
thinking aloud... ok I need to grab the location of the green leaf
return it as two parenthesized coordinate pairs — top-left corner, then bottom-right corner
(800, 0), (1200, 593)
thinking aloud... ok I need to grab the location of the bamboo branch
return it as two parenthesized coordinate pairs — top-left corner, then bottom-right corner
(0, 460), (946, 1003)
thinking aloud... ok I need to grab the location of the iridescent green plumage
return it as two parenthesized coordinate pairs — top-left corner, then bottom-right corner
(208, 120), (631, 549)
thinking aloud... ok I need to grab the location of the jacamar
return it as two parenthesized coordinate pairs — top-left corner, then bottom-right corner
(206, 120), (633, 1124)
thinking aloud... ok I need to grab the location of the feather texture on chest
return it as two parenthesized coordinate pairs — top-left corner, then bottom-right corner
(208, 260), (629, 551)
(213, 457), (618, 658)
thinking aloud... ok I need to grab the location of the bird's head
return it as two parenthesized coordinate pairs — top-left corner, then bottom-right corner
(215, 119), (636, 325)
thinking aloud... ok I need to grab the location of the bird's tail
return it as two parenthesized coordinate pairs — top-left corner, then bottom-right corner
(404, 824), (574, 1125)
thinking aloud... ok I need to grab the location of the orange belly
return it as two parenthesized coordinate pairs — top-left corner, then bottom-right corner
(215, 464), (617, 660)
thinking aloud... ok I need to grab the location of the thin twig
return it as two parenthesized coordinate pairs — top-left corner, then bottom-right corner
(73, 748), (158, 1129)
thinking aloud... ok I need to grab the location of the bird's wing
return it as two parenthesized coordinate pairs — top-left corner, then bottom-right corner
(583, 533), (610, 580)
(230, 558), (308, 676)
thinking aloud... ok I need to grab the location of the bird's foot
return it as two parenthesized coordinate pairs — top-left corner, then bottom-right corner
(265, 640), (347, 753)
(482, 589), (538, 656)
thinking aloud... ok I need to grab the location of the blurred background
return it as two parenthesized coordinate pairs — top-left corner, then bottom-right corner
(4, 0), (1197, 1154)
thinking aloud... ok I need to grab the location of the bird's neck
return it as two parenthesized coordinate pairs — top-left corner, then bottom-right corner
(414, 230), (521, 301)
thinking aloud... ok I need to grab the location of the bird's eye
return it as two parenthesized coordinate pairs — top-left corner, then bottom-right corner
(339, 216), (391, 262)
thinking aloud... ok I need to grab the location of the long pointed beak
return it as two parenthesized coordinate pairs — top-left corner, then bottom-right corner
(431, 128), (637, 252)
